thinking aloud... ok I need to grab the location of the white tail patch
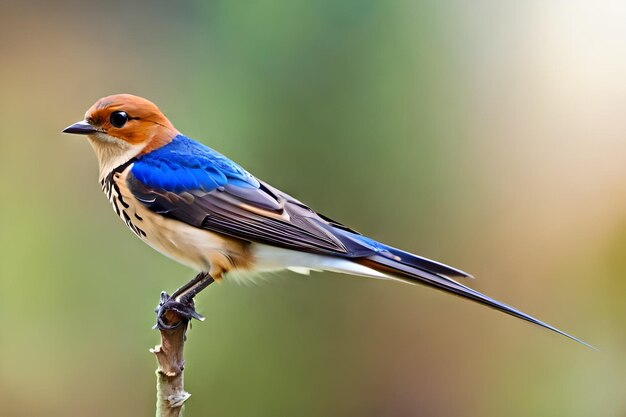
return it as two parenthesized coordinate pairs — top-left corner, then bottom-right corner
(248, 244), (390, 281)
(287, 267), (315, 275)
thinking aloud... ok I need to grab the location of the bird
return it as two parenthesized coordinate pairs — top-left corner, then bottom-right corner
(63, 93), (591, 347)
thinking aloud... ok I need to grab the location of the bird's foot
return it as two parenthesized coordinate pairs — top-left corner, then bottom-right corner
(154, 291), (205, 331)
(154, 272), (214, 331)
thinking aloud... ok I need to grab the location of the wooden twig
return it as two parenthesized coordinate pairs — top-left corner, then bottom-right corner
(151, 273), (215, 417)
(151, 308), (191, 417)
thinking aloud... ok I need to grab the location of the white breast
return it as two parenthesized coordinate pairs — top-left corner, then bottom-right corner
(101, 165), (389, 283)
(102, 166), (237, 272)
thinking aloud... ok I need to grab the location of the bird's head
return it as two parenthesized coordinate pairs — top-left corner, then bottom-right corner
(63, 94), (179, 179)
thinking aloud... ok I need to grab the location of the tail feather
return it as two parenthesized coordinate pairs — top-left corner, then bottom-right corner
(252, 242), (594, 349)
(357, 254), (595, 350)
(381, 244), (474, 278)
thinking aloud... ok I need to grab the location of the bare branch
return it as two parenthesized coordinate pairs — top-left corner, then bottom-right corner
(151, 273), (215, 417)
(151, 309), (190, 417)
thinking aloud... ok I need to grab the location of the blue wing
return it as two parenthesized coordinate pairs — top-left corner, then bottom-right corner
(131, 135), (259, 192)
(128, 135), (470, 277)
(126, 135), (593, 348)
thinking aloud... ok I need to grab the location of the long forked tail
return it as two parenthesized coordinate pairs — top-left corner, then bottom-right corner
(354, 246), (595, 350)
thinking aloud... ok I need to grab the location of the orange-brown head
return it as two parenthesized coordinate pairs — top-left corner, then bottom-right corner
(63, 94), (180, 179)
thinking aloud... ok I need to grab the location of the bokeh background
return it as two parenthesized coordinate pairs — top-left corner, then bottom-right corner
(1, 1), (625, 416)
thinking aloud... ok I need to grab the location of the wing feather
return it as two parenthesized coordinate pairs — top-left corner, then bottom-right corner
(128, 172), (360, 254)
(126, 135), (471, 278)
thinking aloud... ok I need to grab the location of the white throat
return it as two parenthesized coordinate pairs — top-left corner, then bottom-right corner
(87, 132), (145, 180)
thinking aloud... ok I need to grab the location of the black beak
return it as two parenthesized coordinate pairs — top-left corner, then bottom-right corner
(62, 120), (98, 135)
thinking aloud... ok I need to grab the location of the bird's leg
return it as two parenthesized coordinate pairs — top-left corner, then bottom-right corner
(155, 272), (215, 331)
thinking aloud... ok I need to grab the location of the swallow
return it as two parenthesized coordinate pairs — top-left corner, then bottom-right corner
(63, 94), (592, 348)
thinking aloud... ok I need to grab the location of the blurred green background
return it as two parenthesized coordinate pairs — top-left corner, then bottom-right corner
(1, 1), (625, 416)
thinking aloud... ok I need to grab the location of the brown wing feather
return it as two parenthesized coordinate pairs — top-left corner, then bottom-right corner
(127, 172), (474, 278)
(127, 174), (371, 256)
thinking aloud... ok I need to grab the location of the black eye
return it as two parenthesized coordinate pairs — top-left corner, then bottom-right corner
(110, 111), (129, 128)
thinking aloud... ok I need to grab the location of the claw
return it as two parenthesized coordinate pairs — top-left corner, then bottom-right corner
(154, 272), (215, 331)
(154, 292), (205, 331)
